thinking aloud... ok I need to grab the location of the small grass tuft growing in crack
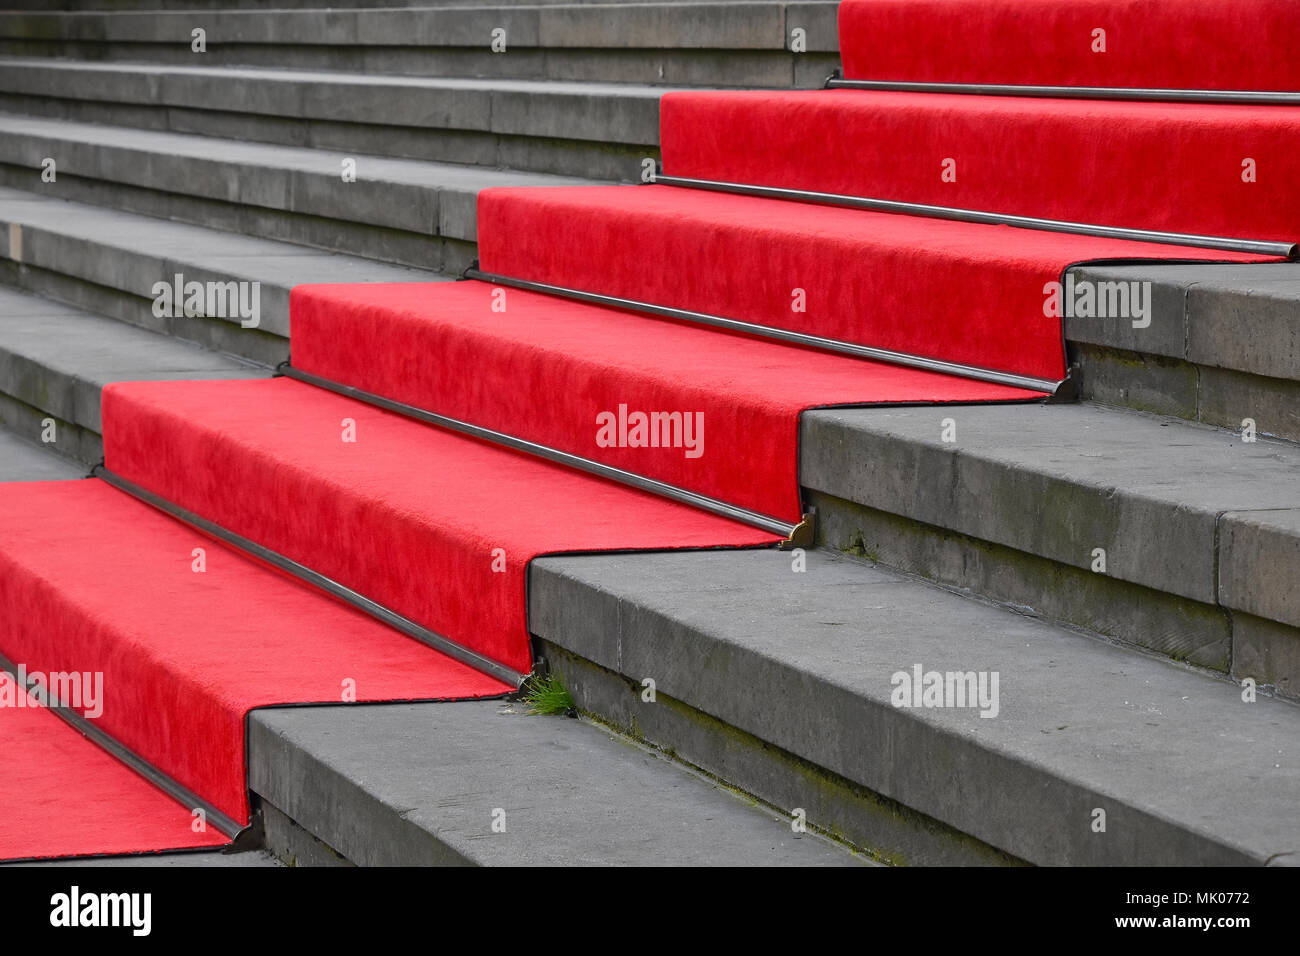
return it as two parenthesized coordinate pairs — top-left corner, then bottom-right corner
(521, 673), (577, 717)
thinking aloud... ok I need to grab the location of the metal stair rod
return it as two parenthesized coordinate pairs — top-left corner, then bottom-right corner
(464, 266), (1070, 396)
(653, 175), (1297, 260)
(825, 74), (1300, 106)
(277, 364), (813, 549)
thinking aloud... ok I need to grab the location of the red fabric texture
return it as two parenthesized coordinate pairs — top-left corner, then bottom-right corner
(100, 377), (780, 678)
(477, 184), (1274, 382)
(0, 686), (228, 862)
(661, 90), (1300, 242)
(838, 0), (1300, 91)
(291, 280), (1037, 523)
(0, 480), (510, 834)
(17, 0), (1293, 858)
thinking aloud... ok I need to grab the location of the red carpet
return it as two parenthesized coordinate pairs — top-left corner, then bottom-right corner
(0, 480), (510, 831)
(838, 0), (1300, 91)
(477, 184), (1276, 383)
(662, 90), (1300, 241)
(1, 683), (228, 862)
(6, 0), (1293, 862)
(291, 280), (1037, 523)
(101, 377), (781, 678)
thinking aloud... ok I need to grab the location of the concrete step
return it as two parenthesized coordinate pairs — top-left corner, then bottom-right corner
(0, 3), (839, 88)
(0, 284), (266, 463)
(248, 699), (867, 866)
(801, 401), (1300, 695)
(0, 114), (593, 271)
(0, 58), (669, 179)
(0, 186), (443, 365)
(1069, 262), (1300, 441)
(529, 546), (1300, 866)
(0, 424), (85, 481)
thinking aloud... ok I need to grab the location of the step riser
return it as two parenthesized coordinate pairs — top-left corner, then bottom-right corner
(0, 259), (287, 367)
(0, 92), (655, 181)
(803, 436), (1300, 697)
(0, 342), (106, 434)
(537, 640), (1022, 866)
(0, 391), (99, 465)
(1074, 344), (1300, 444)
(255, 801), (354, 868)
(0, 133), (458, 237)
(0, 225), (294, 337)
(813, 489), (1236, 666)
(0, 41), (837, 89)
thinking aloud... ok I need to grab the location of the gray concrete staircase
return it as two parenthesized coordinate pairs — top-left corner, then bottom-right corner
(531, 549), (1300, 866)
(1, 2), (1297, 867)
(0, 58), (664, 178)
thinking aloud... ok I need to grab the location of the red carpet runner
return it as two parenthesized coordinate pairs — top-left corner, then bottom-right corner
(2, 0), (1295, 861)
(99, 377), (780, 677)
(0, 480), (510, 858)
(837, 0), (1300, 91)
(291, 280), (1036, 523)
(2, 681), (228, 861)
(660, 91), (1300, 241)
(474, 185), (1277, 384)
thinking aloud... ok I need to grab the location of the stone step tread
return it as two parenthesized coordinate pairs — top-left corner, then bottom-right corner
(0, 284), (267, 433)
(0, 186), (446, 337)
(0, 113), (597, 240)
(529, 547), (1300, 866)
(1073, 262), (1300, 382)
(801, 401), (1300, 619)
(0, 425), (85, 481)
(0, 57), (670, 147)
(0, 55), (679, 98)
(0, 2), (839, 52)
(249, 699), (866, 867)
